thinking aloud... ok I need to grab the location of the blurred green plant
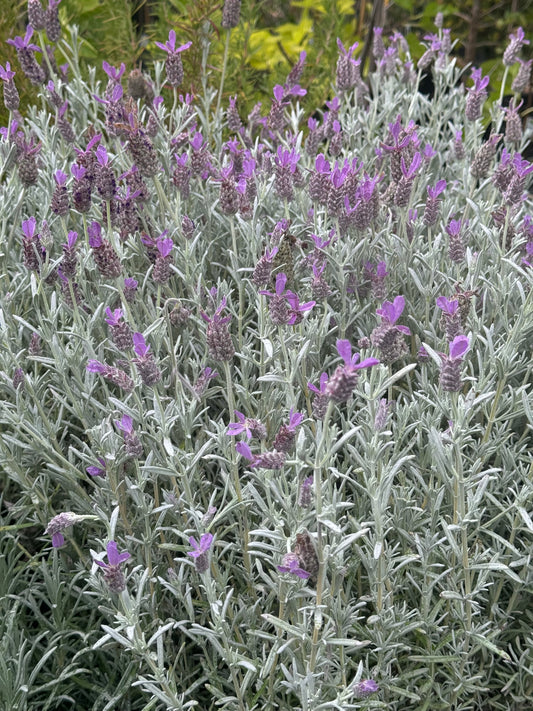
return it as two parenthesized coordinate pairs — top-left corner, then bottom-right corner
(1, 0), (533, 127)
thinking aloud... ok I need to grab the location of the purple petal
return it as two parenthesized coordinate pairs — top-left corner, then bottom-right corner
(336, 339), (352, 364)
(87, 464), (106, 477)
(199, 533), (213, 552)
(52, 532), (65, 548)
(235, 441), (253, 460)
(106, 540), (130, 566)
(66, 231), (78, 250)
(449, 335), (469, 359)
(275, 272), (288, 296)
(377, 300), (396, 323)
(392, 295), (406, 321)
(354, 357), (380, 370)
(115, 414), (133, 434)
(157, 237), (173, 258)
(87, 360), (106, 373)
(436, 296), (458, 314)
(133, 332), (150, 357)
(21, 217), (37, 239)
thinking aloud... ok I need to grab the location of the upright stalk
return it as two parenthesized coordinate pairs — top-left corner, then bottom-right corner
(309, 399), (334, 671)
(215, 31), (231, 120)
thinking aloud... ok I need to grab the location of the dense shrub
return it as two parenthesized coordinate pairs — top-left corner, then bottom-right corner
(0, 3), (532, 710)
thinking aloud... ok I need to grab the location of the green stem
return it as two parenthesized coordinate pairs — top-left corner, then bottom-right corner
(481, 377), (506, 445)
(204, 576), (246, 711)
(230, 216), (244, 352)
(495, 66), (510, 134)
(278, 325), (295, 402)
(153, 174), (172, 218)
(109, 464), (132, 535)
(223, 361), (253, 584)
(309, 399), (335, 672)
(451, 393), (471, 636)
(215, 30), (231, 120)
(38, 30), (56, 80)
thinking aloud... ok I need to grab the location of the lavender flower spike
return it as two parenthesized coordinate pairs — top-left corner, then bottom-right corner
(353, 679), (379, 699)
(45, 511), (87, 548)
(155, 30), (193, 56)
(221, 0), (241, 29)
(188, 533), (213, 574)
(155, 30), (192, 87)
(235, 441), (286, 470)
(325, 340), (380, 403)
(94, 541), (131, 593)
(115, 414), (143, 458)
(439, 335), (470, 392)
(272, 408), (304, 452)
(201, 297), (235, 362)
(308, 372), (330, 419)
(133, 332), (162, 386)
(503, 27), (529, 67)
(277, 552), (310, 579)
(376, 295), (411, 332)
(371, 295), (411, 364)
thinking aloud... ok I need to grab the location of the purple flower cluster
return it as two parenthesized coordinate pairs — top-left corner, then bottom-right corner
(259, 273), (315, 326)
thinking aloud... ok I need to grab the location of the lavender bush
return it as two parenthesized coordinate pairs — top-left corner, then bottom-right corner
(1, 7), (532, 710)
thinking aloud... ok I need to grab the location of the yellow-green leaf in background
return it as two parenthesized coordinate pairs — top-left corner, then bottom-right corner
(248, 15), (313, 71)
(292, 0), (326, 13)
(337, 0), (356, 13)
(248, 30), (286, 71)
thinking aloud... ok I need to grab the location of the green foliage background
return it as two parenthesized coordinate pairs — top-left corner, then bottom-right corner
(1, 0), (533, 128)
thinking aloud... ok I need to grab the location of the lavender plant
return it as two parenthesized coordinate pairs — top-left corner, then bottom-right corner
(0, 9), (532, 711)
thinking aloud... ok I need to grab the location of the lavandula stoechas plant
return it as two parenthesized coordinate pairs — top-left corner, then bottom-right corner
(3, 14), (533, 711)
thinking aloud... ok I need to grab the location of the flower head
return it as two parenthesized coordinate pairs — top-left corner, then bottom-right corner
(104, 307), (124, 327)
(132, 332), (150, 358)
(45, 511), (86, 548)
(376, 295), (411, 333)
(436, 296), (459, 315)
(187, 533), (213, 574)
(286, 291), (315, 325)
(187, 533), (213, 558)
(94, 541), (131, 592)
(7, 26), (41, 52)
(353, 679), (379, 699)
(86, 457), (107, 478)
(325, 341), (380, 403)
(0, 62), (16, 81)
(155, 31), (192, 56)
(277, 552), (310, 579)
(336, 339), (381, 371)
(227, 411), (253, 439)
